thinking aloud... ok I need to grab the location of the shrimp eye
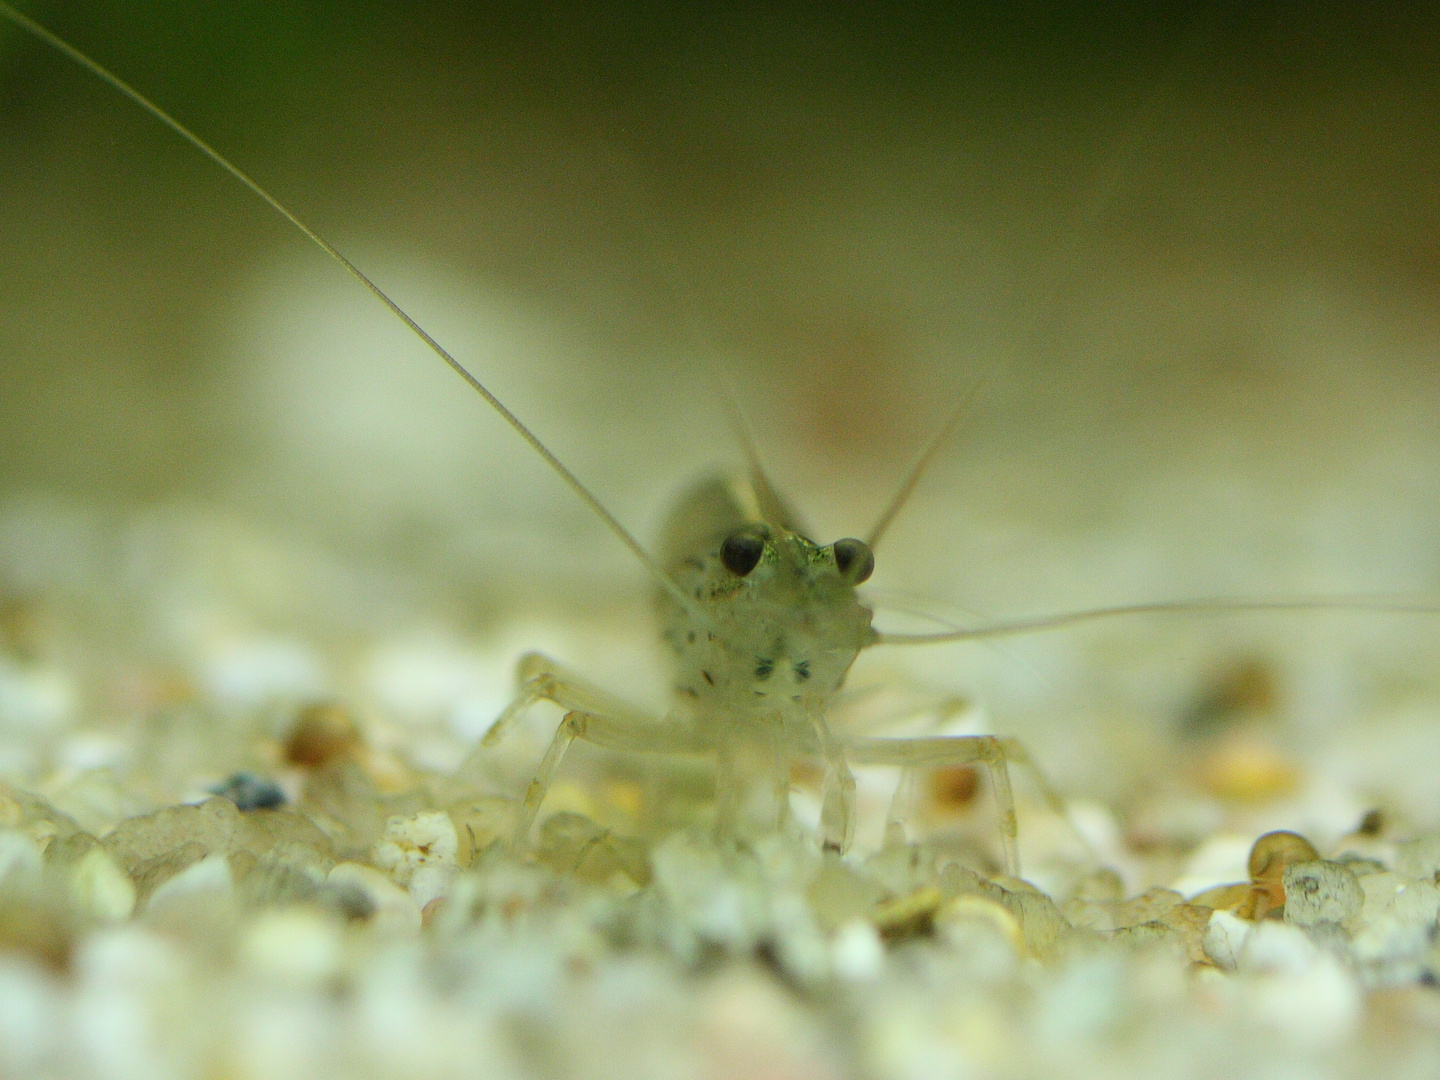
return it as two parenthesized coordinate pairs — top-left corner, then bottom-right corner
(832, 538), (874, 583)
(720, 530), (765, 576)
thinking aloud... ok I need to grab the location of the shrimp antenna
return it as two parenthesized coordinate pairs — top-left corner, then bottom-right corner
(865, 378), (983, 551)
(0, 1), (701, 618)
(877, 595), (1440, 646)
(870, 11), (1218, 556)
(712, 383), (794, 528)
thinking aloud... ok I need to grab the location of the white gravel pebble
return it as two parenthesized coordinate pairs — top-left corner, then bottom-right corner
(239, 908), (346, 986)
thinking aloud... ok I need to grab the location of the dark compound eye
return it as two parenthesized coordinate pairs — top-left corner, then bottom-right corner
(720, 530), (765, 576)
(832, 538), (874, 583)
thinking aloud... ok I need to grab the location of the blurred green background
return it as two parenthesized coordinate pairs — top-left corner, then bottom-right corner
(0, 2), (1438, 768)
(3, 0), (1436, 539)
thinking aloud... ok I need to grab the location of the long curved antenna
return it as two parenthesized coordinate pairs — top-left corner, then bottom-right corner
(865, 379), (983, 551)
(877, 595), (1440, 645)
(867, 16), (1214, 556)
(1, 2), (701, 618)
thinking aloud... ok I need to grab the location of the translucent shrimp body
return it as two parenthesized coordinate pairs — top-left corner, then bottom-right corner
(656, 475), (877, 731)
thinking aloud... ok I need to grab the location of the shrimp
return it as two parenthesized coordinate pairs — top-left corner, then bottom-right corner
(478, 467), (1067, 870)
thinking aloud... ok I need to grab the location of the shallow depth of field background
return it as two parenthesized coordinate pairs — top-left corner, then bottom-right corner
(1, 0), (1438, 820)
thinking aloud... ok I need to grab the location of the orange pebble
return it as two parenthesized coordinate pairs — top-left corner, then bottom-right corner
(927, 764), (980, 815)
(1243, 829), (1319, 919)
(283, 702), (361, 768)
(1248, 830), (1318, 881)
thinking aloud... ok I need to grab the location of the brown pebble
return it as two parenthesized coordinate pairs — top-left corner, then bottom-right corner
(1243, 830), (1319, 920)
(1358, 808), (1386, 837)
(1248, 830), (1319, 881)
(927, 765), (980, 815)
(284, 702), (362, 769)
